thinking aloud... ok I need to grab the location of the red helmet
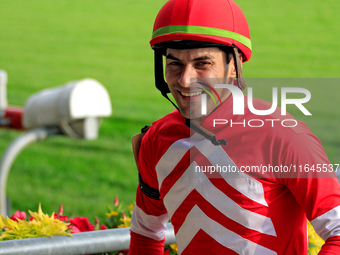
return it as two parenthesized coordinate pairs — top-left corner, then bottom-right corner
(150, 0), (252, 61)
(151, 0), (251, 99)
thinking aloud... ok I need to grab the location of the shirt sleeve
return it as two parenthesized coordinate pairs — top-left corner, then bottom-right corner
(281, 132), (340, 253)
(130, 227), (166, 255)
(129, 128), (170, 255)
(317, 236), (340, 255)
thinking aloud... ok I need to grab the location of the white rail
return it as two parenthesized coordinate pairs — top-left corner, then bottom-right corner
(0, 223), (176, 255)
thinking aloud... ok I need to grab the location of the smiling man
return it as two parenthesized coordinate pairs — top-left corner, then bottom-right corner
(129, 0), (340, 254)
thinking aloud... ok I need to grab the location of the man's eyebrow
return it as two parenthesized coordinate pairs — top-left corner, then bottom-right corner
(193, 55), (214, 61)
(166, 53), (180, 61)
(165, 54), (214, 61)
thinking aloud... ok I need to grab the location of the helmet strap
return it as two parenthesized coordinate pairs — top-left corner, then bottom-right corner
(232, 47), (247, 90)
(154, 50), (169, 94)
(154, 50), (180, 111)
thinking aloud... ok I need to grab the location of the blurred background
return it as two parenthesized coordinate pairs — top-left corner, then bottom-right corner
(0, 0), (339, 221)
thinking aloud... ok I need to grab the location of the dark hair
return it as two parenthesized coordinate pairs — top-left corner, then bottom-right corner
(154, 40), (237, 64)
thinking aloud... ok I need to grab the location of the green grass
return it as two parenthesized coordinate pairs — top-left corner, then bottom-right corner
(0, 0), (339, 221)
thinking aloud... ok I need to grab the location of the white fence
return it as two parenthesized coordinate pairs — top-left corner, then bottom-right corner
(0, 223), (176, 255)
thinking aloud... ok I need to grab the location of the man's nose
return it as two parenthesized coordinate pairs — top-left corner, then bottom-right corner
(178, 65), (196, 88)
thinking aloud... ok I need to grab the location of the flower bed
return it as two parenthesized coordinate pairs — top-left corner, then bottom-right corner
(0, 196), (322, 255)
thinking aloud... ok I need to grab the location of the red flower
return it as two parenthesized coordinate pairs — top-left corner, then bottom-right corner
(58, 204), (64, 215)
(100, 224), (108, 230)
(54, 214), (69, 222)
(69, 217), (95, 232)
(121, 212), (126, 220)
(69, 225), (81, 233)
(114, 195), (119, 206)
(94, 216), (108, 231)
(10, 211), (26, 222)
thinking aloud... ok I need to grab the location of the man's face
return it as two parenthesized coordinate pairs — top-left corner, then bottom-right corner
(165, 47), (233, 119)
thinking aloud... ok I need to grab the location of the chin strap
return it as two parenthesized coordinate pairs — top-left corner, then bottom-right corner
(232, 47), (246, 91)
(185, 118), (227, 146)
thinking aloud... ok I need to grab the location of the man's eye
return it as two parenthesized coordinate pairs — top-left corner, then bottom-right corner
(168, 61), (181, 66)
(196, 61), (210, 66)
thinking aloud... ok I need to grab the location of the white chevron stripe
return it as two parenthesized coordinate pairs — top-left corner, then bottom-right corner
(176, 205), (277, 255)
(130, 204), (169, 241)
(195, 138), (268, 206)
(311, 204), (340, 240)
(156, 134), (199, 187)
(156, 133), (268, 206)
(163, 162), (276, 236)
